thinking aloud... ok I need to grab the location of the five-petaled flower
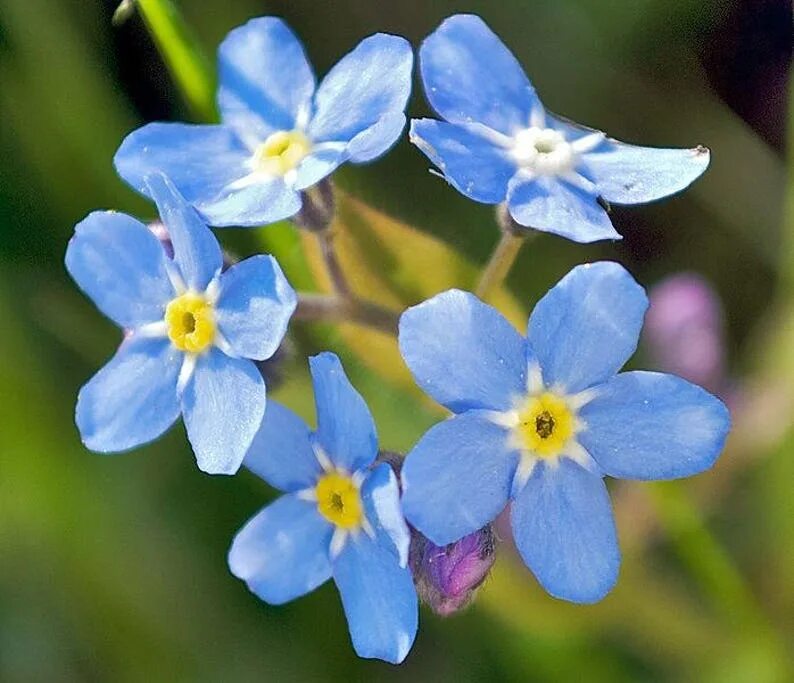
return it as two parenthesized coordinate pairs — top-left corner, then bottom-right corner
(65, 173), (296, 474)
(398, 262), (730, 603)
(114, 17), (413, 228)
(410, 14), (710, 243)
(228, 352), (418, 664)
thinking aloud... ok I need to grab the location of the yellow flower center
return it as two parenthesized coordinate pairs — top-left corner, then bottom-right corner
(254, 130), (312, 176)
(315, 472), (363, 530)
(165, 292), (215, 353)
(517, 392), (575, 458)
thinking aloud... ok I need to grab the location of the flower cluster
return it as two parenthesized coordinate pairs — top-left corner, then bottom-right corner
(67, 13), (729, 664)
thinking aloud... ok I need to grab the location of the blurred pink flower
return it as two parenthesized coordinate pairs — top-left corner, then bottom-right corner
(644, 273), (731, 400)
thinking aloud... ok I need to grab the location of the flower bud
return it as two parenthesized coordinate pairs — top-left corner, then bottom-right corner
(375, 451), (496, 616)
(409, 525), (496, 617)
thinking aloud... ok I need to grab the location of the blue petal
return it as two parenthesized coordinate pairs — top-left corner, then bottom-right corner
(293, 147), (349, 191)
(309, 353), (377, 472)
(506, 175), (621, 242)
(346, 111), (407, 163)
(333, 532), (417, 664)
(581, 141), (710, 205)
(579, 371), (730, 480)
(198, 178), (303, 228)
(66, 211), (173, 328)
(399, 289), (526, 413)
(401, 411), (519, 546)
(511, 458), (620, 603)
(546, 114), (606, 147)
(361, 463), (411, 566)
(114, 123), (251, 211)
(308, 34), (412, 160)
(419, 14), (540, 135)
(182, 348), (266, 475)
(243, 401), (322, 492)
(217, 17), (315, 138)
(527, 262), (648, 393)
(410, 119), (514, 203)
(228, 494), (333, 605)
(216, 255), (296, 360)
(145, 174), (222, 291)
(76, 336), (180, 452)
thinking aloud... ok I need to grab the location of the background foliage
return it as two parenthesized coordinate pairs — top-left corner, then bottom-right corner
(1, 0), (792, 680)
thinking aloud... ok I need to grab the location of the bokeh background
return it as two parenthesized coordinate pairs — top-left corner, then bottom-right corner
(1, 0), (792, 680)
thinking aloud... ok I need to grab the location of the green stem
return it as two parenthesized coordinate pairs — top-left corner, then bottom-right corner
(475, 231), (526, 300)
(135, 0), (216, 121)
(475, 205), (533, 300)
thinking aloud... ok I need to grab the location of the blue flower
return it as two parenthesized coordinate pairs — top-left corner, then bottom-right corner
(228, 352), (417, 664)
(398, 262), (730, 603)
(410, 14), (710, 243)
(65, 173), (296, 474)
(114, 17), (413, 228)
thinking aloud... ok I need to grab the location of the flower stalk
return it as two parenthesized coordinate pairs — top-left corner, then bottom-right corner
(290, 179), (398, 333)
(475, 205), (531, 300)
(295, 294), (398, 335)
(293, 180), (353, 299)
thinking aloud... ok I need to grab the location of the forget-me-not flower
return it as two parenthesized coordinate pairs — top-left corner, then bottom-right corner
(398, 262), (730, 603)
(228, 352), (417, 664)
(66, 173), (296, 474)
(114, 17), (413, 228)
(410, 14), (710, 243)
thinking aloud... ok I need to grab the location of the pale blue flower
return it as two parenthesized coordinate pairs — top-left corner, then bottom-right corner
(229, 353), (417, 663)
(66, 173), (296, 474)
(411, 14), (710, 242)
(115, 17), (413, 227)
(398, 262), (730, 602)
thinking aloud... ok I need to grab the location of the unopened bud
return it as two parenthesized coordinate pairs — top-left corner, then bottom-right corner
(409, 525), (496, 617)
(375, 452), (497, 616)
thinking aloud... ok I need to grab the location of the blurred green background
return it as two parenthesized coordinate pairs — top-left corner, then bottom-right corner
(1, 0), (792, 680)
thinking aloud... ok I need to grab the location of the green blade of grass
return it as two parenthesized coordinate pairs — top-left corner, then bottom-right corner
(136, 0), (217, 121)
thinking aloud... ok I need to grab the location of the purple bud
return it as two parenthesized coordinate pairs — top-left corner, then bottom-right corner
(376, 452), (497, 616)
(644, 273), (726, 394)
(409, 525), (496, 617)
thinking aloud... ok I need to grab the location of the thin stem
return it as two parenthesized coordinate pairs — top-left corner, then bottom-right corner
(475, 230), (527, 300)
(315, 230), (352, 299)
(295, 294), (398, 335)
(135, 0), (216, 121)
